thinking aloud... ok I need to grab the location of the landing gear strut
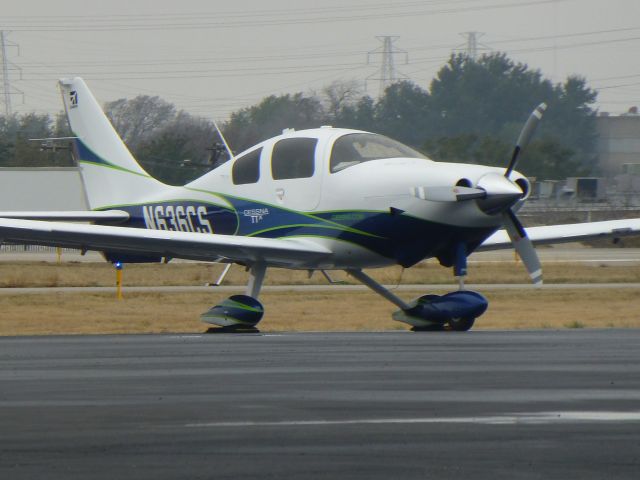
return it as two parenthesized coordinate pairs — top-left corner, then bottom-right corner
(201, 263), (266, 333)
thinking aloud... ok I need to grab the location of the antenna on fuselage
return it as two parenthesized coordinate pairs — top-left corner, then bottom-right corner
(213, 120), (234, 161)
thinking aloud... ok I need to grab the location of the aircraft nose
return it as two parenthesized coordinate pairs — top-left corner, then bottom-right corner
(475, 172), (524, 215)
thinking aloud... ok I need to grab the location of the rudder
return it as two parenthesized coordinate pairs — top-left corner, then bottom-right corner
(59, 77), (164, 210)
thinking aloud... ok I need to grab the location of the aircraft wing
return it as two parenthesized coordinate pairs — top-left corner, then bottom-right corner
(0, 210), (129, 222)
(479, 218), (640, 251)
(0, 218), (331, 267)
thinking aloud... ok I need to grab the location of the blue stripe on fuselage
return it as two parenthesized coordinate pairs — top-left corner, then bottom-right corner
(100, 196), (496, 268)
(105, 201), (238, 235)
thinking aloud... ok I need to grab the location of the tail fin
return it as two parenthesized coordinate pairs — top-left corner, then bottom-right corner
(59, 77), (164, 210)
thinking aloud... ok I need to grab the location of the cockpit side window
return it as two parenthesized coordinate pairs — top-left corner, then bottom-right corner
(330, 133), (427, 173)
(271, 138), (317, 180)
(232, 147), (262, 185)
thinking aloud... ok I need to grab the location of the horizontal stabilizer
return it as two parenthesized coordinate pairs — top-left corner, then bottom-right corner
(28, 136), (78, 142)
(0, 210), (129, 223)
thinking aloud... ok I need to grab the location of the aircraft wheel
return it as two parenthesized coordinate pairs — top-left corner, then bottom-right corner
(205, 326), (260, 334)
(447, 317), (475, 332)
(410, 324), (446, 332)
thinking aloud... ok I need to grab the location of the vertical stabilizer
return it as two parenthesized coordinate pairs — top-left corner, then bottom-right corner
(59, 77), (164, 210)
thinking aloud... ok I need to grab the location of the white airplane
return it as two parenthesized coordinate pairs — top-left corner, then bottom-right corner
(0, 77), (639, 331)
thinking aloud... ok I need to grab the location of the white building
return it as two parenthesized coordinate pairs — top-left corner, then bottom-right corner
(0, 167), (87, 211)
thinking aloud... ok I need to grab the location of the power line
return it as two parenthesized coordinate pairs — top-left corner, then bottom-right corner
(3, 0), (638, 120)
(0, 0), (473, 22)
(0, 1), (564, 32)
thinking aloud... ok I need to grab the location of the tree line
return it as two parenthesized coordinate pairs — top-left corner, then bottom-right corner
(0, 53), (598, 184)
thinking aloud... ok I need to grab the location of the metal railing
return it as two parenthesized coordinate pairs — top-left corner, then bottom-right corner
(0, 244), (80, 253)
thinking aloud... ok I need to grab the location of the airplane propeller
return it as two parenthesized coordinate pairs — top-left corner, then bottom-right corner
(501, 102), (547, 286)
(410, 102), (547, 285)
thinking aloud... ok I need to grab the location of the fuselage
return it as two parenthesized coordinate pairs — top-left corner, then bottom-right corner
(96, 127), (529, 269)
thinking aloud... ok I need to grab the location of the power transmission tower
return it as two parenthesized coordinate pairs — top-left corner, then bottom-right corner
(367, 36), (408, 97)
(0, 31), (23, 117)
(456, 32), (491, 60)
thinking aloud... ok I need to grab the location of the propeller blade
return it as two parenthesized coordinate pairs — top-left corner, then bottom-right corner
(410, 186), (486, 202)
(502, 209), (543, 286)
(505, 103), (548, 178)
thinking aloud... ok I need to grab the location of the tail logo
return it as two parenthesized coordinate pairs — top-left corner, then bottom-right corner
(69, 90), (78, 108)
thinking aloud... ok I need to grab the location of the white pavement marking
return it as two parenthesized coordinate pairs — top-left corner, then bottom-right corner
(186, 411), (640, 428)
(468, 259), (640, 264)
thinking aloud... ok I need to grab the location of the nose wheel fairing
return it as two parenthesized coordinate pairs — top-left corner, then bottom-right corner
(392, 291), (488, 330)
(200, 294), (265, 328)
(201, 263), (267, 332)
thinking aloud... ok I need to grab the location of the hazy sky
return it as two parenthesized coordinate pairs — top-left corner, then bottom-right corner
(1, 0), (639, 122)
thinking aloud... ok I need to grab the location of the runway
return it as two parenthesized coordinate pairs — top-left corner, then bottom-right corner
(1, 331), (640, 479)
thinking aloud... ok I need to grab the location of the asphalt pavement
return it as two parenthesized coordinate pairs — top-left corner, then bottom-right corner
(1, 330), (640, 479)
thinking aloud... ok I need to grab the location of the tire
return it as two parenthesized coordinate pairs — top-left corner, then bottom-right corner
(448, 317), (475, 332)
(410, 323), (446, 332)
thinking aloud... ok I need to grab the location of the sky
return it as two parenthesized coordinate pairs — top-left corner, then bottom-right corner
(1, 0), (639, 122)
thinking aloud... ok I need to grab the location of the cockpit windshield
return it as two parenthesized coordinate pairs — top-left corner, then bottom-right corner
(330, 133), (427, 173)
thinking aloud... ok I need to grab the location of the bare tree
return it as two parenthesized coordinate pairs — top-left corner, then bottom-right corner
(321, 79), (363, 120)
(104, 96), (176, 151)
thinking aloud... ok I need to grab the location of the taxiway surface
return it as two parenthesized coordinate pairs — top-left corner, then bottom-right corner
(1, 330), (639, 479)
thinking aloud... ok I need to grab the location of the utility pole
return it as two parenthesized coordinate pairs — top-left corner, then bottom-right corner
(457, 32), (490, 60)
(367, 36), (408, 97)
(0, 31), (22, 117)
(464, 31), (480, 59)
(1, 31), (12, 116)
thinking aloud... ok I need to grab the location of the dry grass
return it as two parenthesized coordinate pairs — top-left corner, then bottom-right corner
(1, 260), (640, 288)
(1, 260), (640, 336)
(1, 288), (640, 336)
